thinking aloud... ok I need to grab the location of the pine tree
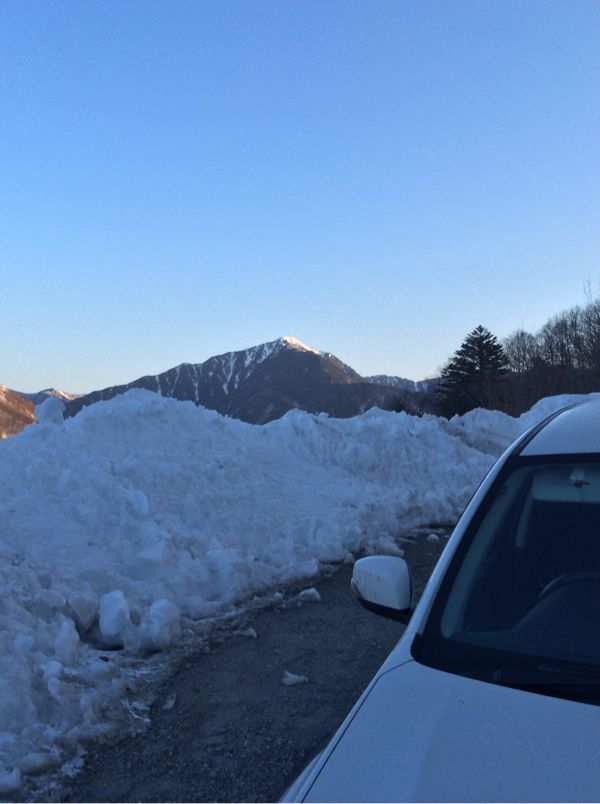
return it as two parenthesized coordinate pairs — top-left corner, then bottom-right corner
(439, 325), (508, 414)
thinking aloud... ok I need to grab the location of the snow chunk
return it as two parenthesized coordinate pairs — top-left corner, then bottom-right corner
(68, 593), (98, 634)
(297, 587), (322, 603)
(426, 533), (440, 544)
(53, 621), (80, 666)
(282, 670), (309, 686)
(139, 599), (180, 652)
(36, 396), (65, 426)
(237, 627), (258, 639)
(0, 767), (22, 795)
(39, 588), (66, 611)
(99, 591), (130, 648)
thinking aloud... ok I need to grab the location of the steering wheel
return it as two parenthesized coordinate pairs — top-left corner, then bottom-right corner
(539, 571), (600, 602)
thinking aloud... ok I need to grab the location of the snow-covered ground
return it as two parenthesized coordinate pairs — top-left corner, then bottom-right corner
(0, 390), (597, 794)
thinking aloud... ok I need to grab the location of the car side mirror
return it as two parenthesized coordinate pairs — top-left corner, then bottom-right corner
(351, 555), (414, 623)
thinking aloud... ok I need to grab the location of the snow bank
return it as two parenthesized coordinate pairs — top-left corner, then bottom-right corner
(0, 389), (596, 789)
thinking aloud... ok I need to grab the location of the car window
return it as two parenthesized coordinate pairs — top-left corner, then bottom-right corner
(415, 457), (600, 704)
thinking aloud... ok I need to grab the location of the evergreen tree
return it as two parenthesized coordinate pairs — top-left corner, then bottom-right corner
(439, 325), (508, 414)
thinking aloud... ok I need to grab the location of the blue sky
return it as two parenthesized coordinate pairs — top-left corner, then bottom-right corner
(2, 0), (599, 392)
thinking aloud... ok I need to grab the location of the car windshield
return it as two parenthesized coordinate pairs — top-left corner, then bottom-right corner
(414, 456), (600, 705)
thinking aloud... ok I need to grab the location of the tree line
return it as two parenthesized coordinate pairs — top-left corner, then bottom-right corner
(501, 298), (600, 414)
(400, 295), (600, 418)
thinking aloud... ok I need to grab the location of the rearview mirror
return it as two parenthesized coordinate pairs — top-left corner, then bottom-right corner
(351, 555), (413, 623)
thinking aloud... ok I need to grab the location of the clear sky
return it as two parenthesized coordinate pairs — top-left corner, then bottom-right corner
(2, 0), (599, 393)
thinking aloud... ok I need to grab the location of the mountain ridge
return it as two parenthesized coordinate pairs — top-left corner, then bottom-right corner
(65, 336), (415, 423)
(14, 388), (81, 407)
(0, 386), (36, 439)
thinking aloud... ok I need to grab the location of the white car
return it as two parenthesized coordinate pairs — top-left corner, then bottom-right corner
(285, 400), (600, 802)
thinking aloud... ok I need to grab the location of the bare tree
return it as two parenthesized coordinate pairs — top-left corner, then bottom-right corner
(504, 329), (538, 373)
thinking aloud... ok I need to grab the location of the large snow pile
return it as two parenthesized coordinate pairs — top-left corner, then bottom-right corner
(0, 390), (596, 792)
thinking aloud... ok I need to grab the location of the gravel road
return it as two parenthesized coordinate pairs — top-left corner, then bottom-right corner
(53, 527), (449, 803)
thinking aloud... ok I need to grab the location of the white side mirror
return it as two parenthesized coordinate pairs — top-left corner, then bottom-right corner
(351, 555), (413, 622)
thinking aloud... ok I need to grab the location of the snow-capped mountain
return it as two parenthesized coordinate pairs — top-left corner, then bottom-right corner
(0, 385), (36, 438)
(66, 336), (411, 423)
(15, 387), (81, 407)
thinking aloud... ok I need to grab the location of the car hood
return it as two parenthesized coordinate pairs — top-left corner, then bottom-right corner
(303, 659), (600, 802)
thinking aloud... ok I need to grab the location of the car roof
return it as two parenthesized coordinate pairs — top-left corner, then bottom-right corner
(520, 399), (600, 457)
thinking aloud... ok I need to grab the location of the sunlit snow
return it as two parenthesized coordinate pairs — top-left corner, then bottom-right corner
(0, 389), (597, 792)
(280, 336), (322, 355)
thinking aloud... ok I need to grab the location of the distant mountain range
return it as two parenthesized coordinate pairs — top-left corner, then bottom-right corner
(2, 338), (436, 434)
(0, 386), (36, 439)
(0, 387), (81, 439)
(15, 388), (81, 407)
(364, 374), (440, 394)
(65, 336), (433, 424)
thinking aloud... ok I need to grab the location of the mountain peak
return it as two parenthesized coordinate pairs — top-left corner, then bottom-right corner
(279, 336), (321, 355)
(12, 387), (81, 407)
